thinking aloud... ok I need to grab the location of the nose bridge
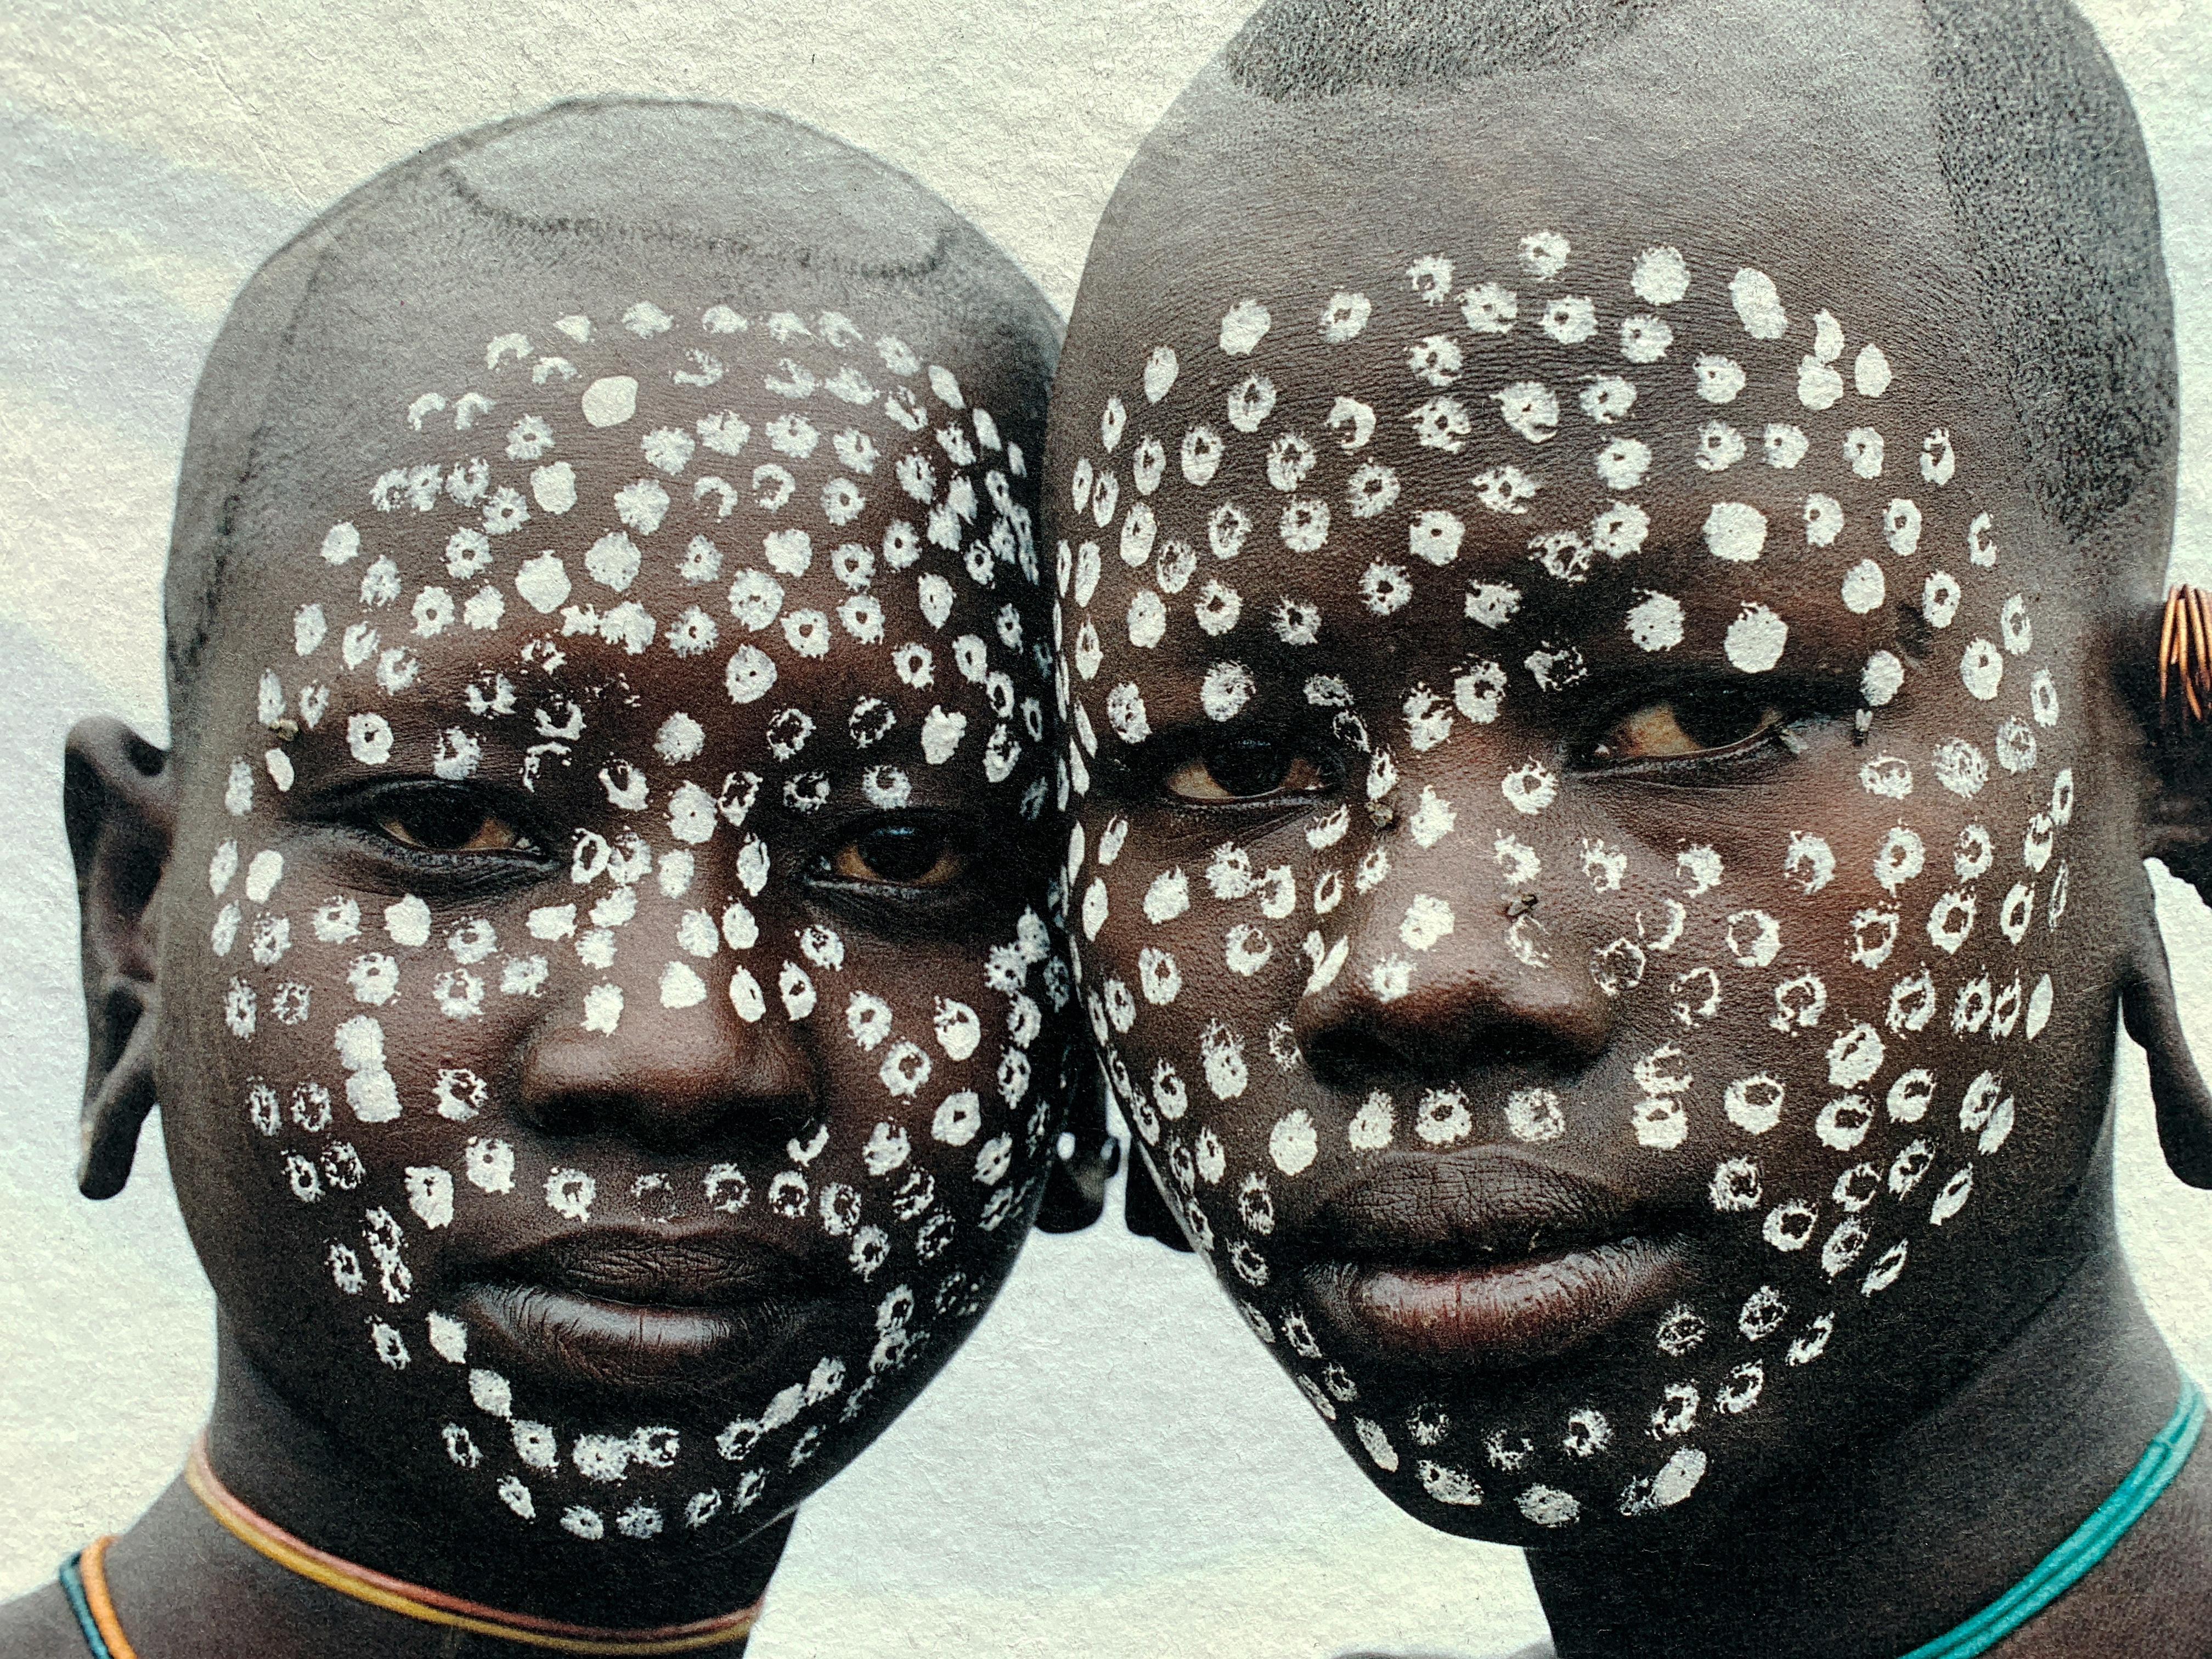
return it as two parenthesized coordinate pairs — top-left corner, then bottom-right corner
(517, 867), (816, 1149)
(1296, 796), (1618, 1078)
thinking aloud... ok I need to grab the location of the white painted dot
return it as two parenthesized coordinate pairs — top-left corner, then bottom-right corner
(659, 962), (707, 1009)
(1959, 637), (2004, 699)
(1729, 268), (1788, 337)
(1143, 346), (1178, 404)
(1220, 302), (1273, 358)
(1620, 315), (1672, 363)
(1840, 560), (1886, 614)
(1798, 359), (1845, 410)
(1725, 603), (1788, 673)
(1861, 650), (1905, 707)
(1854, 344), (1893, 397)
(1922, 571), (1961, 628)
(1877, 498), (1921, 557)
(1705, 502), (1768, 562)
(1803, 494), (1844, 547)
(1519, 230), (1571, 279)
(1595, 438), (1651, 489)
(1694, 356), (1746, 404)
(347, 713), (393, 764)
(582, 376), (638, 427)
(1400, 894), (1455, 952)
(1626, 591), (1684, 652)
(1269, 1109), (1318, 1175)
(1631, 245), (1690, 305)
(514, 552), (571, 614)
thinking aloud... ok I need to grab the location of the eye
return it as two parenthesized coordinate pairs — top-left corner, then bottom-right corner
(374, 792), (532, 854)
(1589, 689), (1785, 763)
(1164, 740), (1328, 803)
(831, 823), (967, 887)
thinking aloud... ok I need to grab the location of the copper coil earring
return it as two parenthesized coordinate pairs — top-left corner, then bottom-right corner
(2158, 583), (2212, 725)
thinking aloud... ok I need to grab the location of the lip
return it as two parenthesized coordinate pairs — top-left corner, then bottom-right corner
(1297, 1147), (1692, 1372)
(455, 1229), (832, 1395)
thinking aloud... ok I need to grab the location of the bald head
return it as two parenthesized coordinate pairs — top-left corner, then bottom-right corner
(1073, 0), (2171, 569)
(167, 98), (1059, 746)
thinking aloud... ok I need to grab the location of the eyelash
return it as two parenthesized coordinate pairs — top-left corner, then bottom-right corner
(320, 788), (1007, 935)
(311, 785), (556, 885)
(1124, 682), (1844, 811)
(1575, 692), (1843, 781)
(1138, 735), (1344, 812)
(803, 817), (1015, 938)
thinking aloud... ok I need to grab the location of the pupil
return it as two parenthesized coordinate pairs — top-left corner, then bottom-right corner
(396, 795), (488, 850)
(1207, 741), (1293, 797)
(1673, 691), (1772, 751)
(858, 825), (946, 883)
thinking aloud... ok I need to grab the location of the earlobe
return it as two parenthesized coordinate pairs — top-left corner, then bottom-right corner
(1033, 1050), (1124, 1233)
(1124, 1141), (1196, 1251)
(64, 716), (176, 1200)
(79, 988), (162, 1199)
(2119, 907), (2212, 1189)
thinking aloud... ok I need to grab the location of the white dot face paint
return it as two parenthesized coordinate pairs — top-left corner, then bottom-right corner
(1723, 604), (1789, 674)
(1703, 503), (1768, 563)
(1049, 224), (2090, 1548)
(173, 291), (1079, 1549)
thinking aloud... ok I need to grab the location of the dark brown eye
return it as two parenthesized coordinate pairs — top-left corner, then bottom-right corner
(832, 823), (965, 887)
(376, 793), (529, 854)
(1590, 690), (1784, 763)
(1164, 741), (1327, 803)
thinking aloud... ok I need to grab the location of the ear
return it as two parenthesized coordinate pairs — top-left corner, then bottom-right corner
(63, 716), (176, 1200)
(1033, 1051), (1124, 1233)
(1124, 1139), (1196, 1252)
(2124, 585), (2212, 1187)
(2120, 919), (2212, 1188)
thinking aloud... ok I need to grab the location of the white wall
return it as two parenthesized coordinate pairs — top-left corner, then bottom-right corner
(1, 4), (2206, 1654)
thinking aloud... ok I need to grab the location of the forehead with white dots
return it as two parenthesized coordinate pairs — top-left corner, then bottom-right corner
(198, 297), (1074, 1551)
(1052, 234), (2080, 1533)
(1054, 235), (2015, 728)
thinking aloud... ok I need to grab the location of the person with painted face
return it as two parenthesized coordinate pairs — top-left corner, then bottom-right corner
(3, 98), (1111, 1659)
(1046, 1), (2212, 1654)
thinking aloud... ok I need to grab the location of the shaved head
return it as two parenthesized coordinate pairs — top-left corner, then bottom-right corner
(167, 98), (1059, 749)
(1082, 0), (2171, 563)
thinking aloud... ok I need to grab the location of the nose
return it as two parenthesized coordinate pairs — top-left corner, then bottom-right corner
(518, 964), (816, 1154)
(1297, 889), (1616, 1091)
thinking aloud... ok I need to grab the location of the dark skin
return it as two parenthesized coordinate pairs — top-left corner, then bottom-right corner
(1049, 2), (2211, 1652)
(7, 279), (1075, 1656)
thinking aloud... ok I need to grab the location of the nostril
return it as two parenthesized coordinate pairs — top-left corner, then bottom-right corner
(524, 1094), (601, 1140)
(1306, 1012), (1605, 1090)
(1454, 1024), (1590, 1074)
(1306, 1028), (1413, 1091)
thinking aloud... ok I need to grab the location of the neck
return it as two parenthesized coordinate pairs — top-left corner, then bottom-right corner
(100, 1320), (792, 1659)
(1527, 1238), (2178, 1659)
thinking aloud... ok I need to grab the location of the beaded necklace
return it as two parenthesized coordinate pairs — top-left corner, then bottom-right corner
(61, 1432), (764, 1656)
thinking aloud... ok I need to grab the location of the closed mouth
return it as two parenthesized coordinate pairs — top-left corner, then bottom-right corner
(478, 1232), (818, 1307)
(1292, 1147), (1694, 1370)
(454, 1229), (836, 1394)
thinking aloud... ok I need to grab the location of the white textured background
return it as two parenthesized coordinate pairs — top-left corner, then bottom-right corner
(0, 4), (2206, 1654)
